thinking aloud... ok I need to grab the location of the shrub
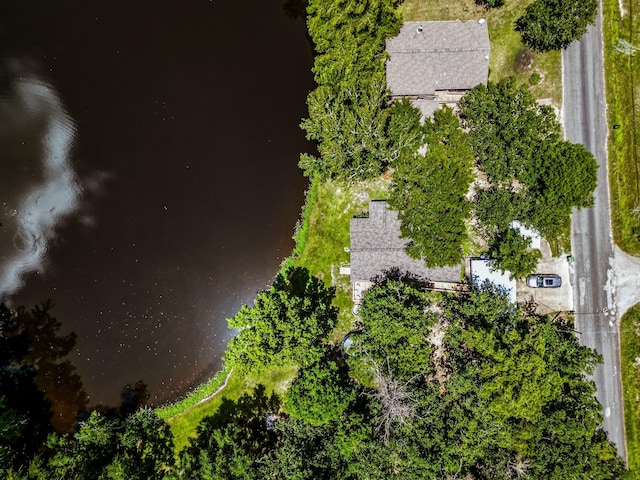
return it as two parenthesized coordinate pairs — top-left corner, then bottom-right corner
(529, 72), (541, 85)
(515, 48), (534, 71)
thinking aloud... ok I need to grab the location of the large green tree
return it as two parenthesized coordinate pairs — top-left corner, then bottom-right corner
(299, 0), (407, 180)
(389, 107), (474, 267)
(285, 359), (356, 426)
(440, 284), (625, 478)
(461, 77), (598, 248)
(47, 408), (175, 479)
(107, 409), (174, 480)
(459, 77), (560, 185)
(352, 277), (438, 381)
(300, 81), (393, 181)
(224, 267), (338, 374)
(524, 140), (598, 238)
(487, 227), (542, 280)
(0, 304), (57, 474)
(516, 0), (598, 52)
(47, 411), (120, 479)
(11, 302), (88, 433)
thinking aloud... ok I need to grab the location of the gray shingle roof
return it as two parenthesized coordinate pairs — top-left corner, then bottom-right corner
(386, 20), (490, 96)
(350, 201), (461, 283)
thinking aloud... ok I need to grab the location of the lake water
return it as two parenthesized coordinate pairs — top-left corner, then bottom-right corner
(0, 0), (313, 405)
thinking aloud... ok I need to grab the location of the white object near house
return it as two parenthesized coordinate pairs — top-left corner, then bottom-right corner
(469, 258), (517, 304)
(509, 220), (542, 250)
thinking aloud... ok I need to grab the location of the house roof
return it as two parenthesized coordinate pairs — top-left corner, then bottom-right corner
(350, 201), (461, 283)
(386, 20), (491, 96)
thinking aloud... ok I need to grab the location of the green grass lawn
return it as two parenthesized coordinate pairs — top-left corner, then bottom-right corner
(166, 364), (297, 454)
(603, 0), (640, 255)
(401, 0), (562, 106)
(295, 177), (390, 343)
(621, 304), (640, 473)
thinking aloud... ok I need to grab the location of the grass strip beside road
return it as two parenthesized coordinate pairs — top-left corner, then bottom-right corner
(620, 304), (640, 473)
(603, 0), (640, 255)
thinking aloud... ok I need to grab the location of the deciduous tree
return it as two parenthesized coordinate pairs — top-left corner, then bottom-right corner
(224, 267), (338, 374)
(460, 77), (560, 185)
(353, 278), (438, 381)
(487, 227), (542, 280)
(389, 107), (474, 267)
(299, 0), (405, 180)
(516, 0), (598, 52)
(108, 408), (174, 480)
(12, 301), (88, 433)
(461, 77), (598, 247)
(285, 359), (356, 426)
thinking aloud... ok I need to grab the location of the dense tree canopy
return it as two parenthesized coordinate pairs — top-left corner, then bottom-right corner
(224, 266), (338, 374)
(487, 227), (542, 280)
(440, 285), (623, 478)
(523, 140), (598, 238)
(300, 81), (393, 180)
(460, 77), (598, 262)
(10, 301), (88, 433)
(516, 0), (599, 52)
(351, 277), (438, 381)
(389, 107), (474, 267)
(0, 303), (72, 474)
(179, 280), (626, 479)
(45, 408), (174, 480)
(299, 0), (414, 180)
(285, 358), (356, 426)
(460, 77), (560, 185)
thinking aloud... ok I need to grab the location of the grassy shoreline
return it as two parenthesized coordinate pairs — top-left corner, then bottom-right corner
(160, 179), (322, 452)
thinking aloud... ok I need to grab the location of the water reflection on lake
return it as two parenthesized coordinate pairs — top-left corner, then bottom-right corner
(0, 0), (314, 405)
(0, 63), (81, 298)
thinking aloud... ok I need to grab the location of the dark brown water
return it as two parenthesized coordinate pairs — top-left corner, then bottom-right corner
(0, 1), (313, 404)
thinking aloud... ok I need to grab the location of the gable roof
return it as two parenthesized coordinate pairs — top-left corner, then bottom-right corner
(350, 201), (461, 283)
(386, 20), (490, 96)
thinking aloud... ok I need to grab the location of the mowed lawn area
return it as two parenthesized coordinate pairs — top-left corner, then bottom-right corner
(401, 0), (562, 106)
(165, 365), (297, 454)
(604, 0), (640, 255)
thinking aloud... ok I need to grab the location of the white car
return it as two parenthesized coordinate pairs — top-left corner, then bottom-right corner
(527, 274), (562, 288)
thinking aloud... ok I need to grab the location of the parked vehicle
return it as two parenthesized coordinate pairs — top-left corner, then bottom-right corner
(527, 274), (562, 288)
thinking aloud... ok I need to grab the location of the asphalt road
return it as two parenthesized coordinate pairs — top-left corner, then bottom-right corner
(564, 6), (627, 460)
